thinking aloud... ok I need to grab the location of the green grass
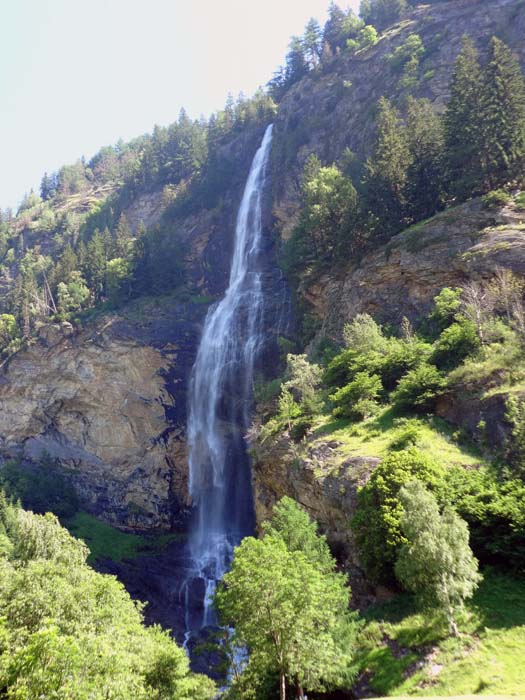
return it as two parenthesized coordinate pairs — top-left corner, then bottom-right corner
(357, 572), (525, 697)
(65, 511), (179, 564)
(309, 407), (484, 470)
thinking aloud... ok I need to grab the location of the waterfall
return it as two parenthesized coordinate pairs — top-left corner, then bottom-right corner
(183, 124), (273, 645)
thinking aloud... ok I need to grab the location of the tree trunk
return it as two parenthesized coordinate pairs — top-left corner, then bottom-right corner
(296, 682), (306, 699)
(280, 672), (286, 700)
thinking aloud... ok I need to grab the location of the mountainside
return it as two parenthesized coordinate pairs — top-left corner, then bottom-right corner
(2, 0), (525, 694)
(1, 0), (524, 531)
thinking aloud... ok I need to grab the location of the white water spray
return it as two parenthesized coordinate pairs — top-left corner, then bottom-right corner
(183, 125), (273, 643)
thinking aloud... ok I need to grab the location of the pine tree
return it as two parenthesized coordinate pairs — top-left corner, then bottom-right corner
(102, 226), (114, 260)
(444, 37), (484, 199)
(303, 18), (323, 68)
(364, 97), (412, 238)
(114, 213), (132, 258)
(84, 230), (107, 300)
(479, 37), (525, 189)
(405, 97), (445, 221)
(323, 2), (347, 53)
(285, 36), (309, 85)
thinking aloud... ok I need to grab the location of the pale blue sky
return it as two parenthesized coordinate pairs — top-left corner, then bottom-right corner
(1, 0), (359, 210)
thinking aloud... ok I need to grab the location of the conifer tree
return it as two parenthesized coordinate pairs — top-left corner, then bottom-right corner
(364, 97), (412, 238)
(479, 37), (525, 189)
(84, 230), (107, 300)
(405, 97), (445, 221)
(444, 37), (484, 199)
(114, 213), (132, 258)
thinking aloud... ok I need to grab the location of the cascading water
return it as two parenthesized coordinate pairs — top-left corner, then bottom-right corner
(182, 124), (273, 649)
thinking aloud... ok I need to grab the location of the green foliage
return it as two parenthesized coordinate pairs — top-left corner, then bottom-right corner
(282, 353), (323, 416)
(482, 188), (512, 209)
(263, 497), (334, 573)
(444, 37), (485, 198)
(330, 371), (382, 419)
(388, 417), (425, 450)
(216, 501), (357, 700)
(281, 159), (360, 278)
(364, 98), (412, 238)
(479, 37), (525, 189)
(352, 448), (444, 583)
(431, 318), (480, 370)
(404, 97), (445, 220)
(359, 0), (407, 31)
(346, 25), (378, 53)
(391, 363), (446, 411)
(0, 497), (214, 699)
(426, 286), (462, 338)
(343, 313), (387, 353)
(395, 480), (481, 633)
(57, 270), (90, 317)
(0, 314), (20, 356)
(439, 466), (525, 571)
(505, 396), (525, 477)
(388, 34), (425, 88)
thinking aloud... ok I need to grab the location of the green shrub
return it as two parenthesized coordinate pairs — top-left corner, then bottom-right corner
(325, 337), (430, 394)
(431, 318), (480, 369)
(388, 418), (424, 450)
(290, 417), (313, 443)
(423, 287), (462, 340)
(352, 448), (445, 584)
(505, 396), (525, 477)
(514, 192), (525, 210)
(439, 466), (525, 571)
(482, 189), (511, 209)
(330, 371), (382, 420)
(392, 364), (446, 411)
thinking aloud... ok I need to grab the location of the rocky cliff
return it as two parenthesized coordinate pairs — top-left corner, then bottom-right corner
(2, 0), (525, 539)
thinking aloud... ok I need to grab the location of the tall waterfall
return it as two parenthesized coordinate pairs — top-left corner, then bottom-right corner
(183, 124), (273, 642)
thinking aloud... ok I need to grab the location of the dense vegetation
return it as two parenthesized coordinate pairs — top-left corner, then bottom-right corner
(282, 34), (525, 285)
(0, 493), (214, 699)
(1, 0), (525, 697)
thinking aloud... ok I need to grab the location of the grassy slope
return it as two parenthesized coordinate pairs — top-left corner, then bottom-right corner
(65, 511), (179, 564)
(357, 573), (525, 697)
(309, 406), (485, 469)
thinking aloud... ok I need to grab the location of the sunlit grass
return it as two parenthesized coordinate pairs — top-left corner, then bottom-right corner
(357, 573), (525, 697)
(309, 406), (485, 469)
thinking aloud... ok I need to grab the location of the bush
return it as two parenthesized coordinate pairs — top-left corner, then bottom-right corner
(330, 371), (382, 420)
(482, 189), (511, 209)
(439, 466), (525, 571)
(388, 418), (424, 450)
(325, 336), (430, 394)
(392, 363), (446, 411)
(351, 448), (445, 584)
(290, 417), (313, 443)
(431, 318), (480, 369)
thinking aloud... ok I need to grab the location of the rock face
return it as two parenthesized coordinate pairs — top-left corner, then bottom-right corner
(271, 0), (525, 238)
(305, 199), (525, 339)
(251, 432), (379, 603)
(0, 318), (189, 529)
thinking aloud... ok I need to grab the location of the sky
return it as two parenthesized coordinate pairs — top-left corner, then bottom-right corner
(0, 0), (359, 211)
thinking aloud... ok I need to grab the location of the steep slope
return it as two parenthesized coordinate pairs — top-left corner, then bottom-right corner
(1, 0), (524, 539)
